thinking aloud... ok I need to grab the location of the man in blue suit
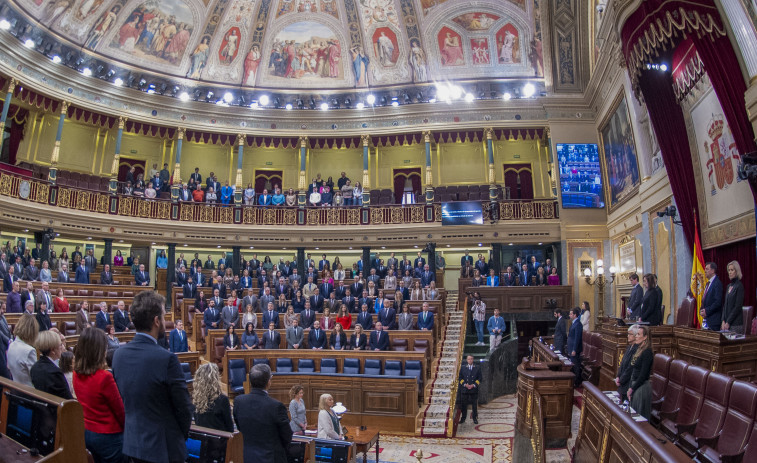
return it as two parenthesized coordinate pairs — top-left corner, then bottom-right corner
(233, 364), (292, 463)
(95, 303), (110, 331)
(318, 255), (330, 271)
(258, 189), (272, 206)
(701, 263), (723, 330)
(203, 298), (221, 333)
(377, 304), (396, 330)
(112, 291), (192, 463)
(420, 264), (435, 287)
(369, 322), (389, 351)
(417, 302), (434, 331)
(220, 181), (234, 204)
(262, 302), (280, 329)
(134, 264), (150, 286)
(357, 304), (373, 330)
(308, 321), (327, 349)
(169, 320), (189, 353)
(75, 263), (90, 284)
(567, 307), (583, 387)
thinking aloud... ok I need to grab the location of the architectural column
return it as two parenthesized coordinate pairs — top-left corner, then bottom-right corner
(34, 229), (50, 263)
(171, 127), (185, 202)
(720, 0), (757, 78)
(48, 101), (69, 184)
(234, 134), (244, 206)
(426, 242), (436, 273)
(103, 238), (113, 267)
(166, 243), (176, 307)
(362, 246), (371, 274)
(296, 247), (306, 278)
(298, 136), (308, 207)
(361, 134), (371, 205)
(232, 246), (241, 276)
(423, 131), (433, 204)
(109, 116), (127, 195)
(491, 243), (502, 274)
(0, 78), (17, 155)
(485, 127), (496, 201)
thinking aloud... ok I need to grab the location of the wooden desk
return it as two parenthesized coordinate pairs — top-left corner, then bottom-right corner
(574, 383), (691, 462)
(516, 362), (576, 448)
(345, 426), (379, 463)
(459, 285), (573, 315)
(530, 337), (573, 371)
(187, 425), (243, 463)
(674, 327), (757, 382)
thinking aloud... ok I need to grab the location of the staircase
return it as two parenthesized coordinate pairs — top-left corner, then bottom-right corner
(416, 290), (465, 437)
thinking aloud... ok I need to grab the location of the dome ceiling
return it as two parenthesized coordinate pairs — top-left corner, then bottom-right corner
(13, 0), (547, 90)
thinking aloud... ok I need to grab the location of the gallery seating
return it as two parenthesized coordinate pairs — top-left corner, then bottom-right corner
(695, 381), (757, 463)
(677, 372), (734, 456)
(659, 365), (709, 440)
(650, 360), (687, 427)
(650, 353), (672, 404)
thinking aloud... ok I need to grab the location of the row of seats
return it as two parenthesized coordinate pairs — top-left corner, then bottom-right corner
(649, 354), (757, 462)
(580, 331), (603, 385)
(19, 162), (110, 192)
(227, 357), (423, 396)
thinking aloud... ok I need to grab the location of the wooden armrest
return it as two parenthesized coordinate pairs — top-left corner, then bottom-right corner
(659, 409), (679, 421)
(719, 451), (746, 463)
(696, 434), (720, 449)
(675, 421), (697, 435)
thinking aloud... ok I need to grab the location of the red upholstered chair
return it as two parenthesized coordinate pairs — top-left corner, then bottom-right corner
(743, 306), (755, 334)
(651, 359), (687, 427)
(660, 365), (709, 440)
(212, 338), (225, 373)
(739, 420), (757, 462)
(92, 290), (104, 297)
(650, 354), (672, 409)
(63, 321), (77, 336)
(676, 296), (696, 327)
(391, 338), (408, 351)
(64, 289), (75, 296)
(677, 372), (735, 456)
(696, 381), (757, 463)
(78, 289), (89, 296)
(107, 292), (118, 298)
(413, 338), (428, 354)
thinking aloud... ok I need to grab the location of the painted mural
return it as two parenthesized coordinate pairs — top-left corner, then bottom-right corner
(359, 0), (399, 28)
(452, 13), (499, 31)
(276, 0), (338, 18)
(496, 24), (520, 64)
(438, 27), (464, 66)
(373, 27), (399, 67)
(267, 22), (344, 81)
(600, 94), (641, 211)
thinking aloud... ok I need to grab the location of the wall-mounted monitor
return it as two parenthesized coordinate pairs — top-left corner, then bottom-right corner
(556, 143), (605, 209)
(441, 201), (484, 225)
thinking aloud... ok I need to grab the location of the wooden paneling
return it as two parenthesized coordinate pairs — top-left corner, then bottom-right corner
(459, 285), (574, 316)
(516, 362), (575, 448)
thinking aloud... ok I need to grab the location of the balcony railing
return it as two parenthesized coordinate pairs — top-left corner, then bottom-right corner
(0, 172), (559, 226)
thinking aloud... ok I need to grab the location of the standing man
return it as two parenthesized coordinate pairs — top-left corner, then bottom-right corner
(75, 260), (90, 284)
(169, 320), (188, 353)
(112, 291), (192, 463)
(134, 264), (150, 286)
(487, 308), (506, 352)
(100, 264), (114, 285)
(221, 298), (239, 329)
(417, 302), (434, 331)
(233, 364), (293, 463)
(626, 273), (643, 319)
(458, 355), (481, 424)
(460, 250), (473, 267)
(286, 319), (303, 349)
(700, 262), (723, 331)
(552, 309), (567, 353)
(96, 302), (111, 331)
(369, 322), (388, 351)
(114, 300), (131, 332)
(567, 307), (583, 387)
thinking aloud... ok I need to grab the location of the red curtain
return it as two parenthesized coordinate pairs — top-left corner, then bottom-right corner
(6, 107), (27, 165)
(254, 170), (282, 194)
(503, 164), (533, 199)
(117, 158), (145, 182)
(392, 168), (421, 204)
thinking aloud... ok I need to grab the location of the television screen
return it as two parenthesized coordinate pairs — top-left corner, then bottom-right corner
(441, 201), (484, 226)
(185, 430), (227, 463)
(556, 143), (605, 208)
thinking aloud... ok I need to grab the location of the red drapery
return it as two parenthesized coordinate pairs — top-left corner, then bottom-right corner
(118, 158), (145, 183)
(254, 170), (282, 194)
(392, 168), (421, 204)
(503, 164), (533, 200)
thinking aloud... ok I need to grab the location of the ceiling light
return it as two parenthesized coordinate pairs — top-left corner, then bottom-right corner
(659, 64), (668, 72)
(183, 244), (188, 246)
(429, 98), (437, 103)
(259, 94), (270, 106)
(178, 91), (189, 101)
(87, 237), (92, 240)
(435, 84), (450, 102)
(450, 85), (463, 100)
(349, 247), (353, 250)
(366, 94), (376, 105)
(51, 55), (61, 64)
(113, 78), (123, 86)
(24, 39), (35, 48)
(250, 246), (254, 249)
(285, 103), (292, 110)
(0, 20), (10, 30)
(315, 247), (319, 250)
(503, 92), (512, 101)
(391, 99), (399, 107)
(522, 83), (536, 98)
(464, 93), (475, 102)
(119, 240), (123, 243)
(356, 102), (364, 110)
(217, 245), (221, 248)
(414, 245), (418, 248)
(538, 242), (543, 245)
(446, 244), (450, 247)
(23, 229), (28, 232)
(250, 101), (259, 109)
(320, 102), (329, 111)
(82, 68), (92, 76)
(478, 243), (483, 247)
(151, 242), (156, 245)
(223, 92), (233, 103)
(508, 243), (513, 246)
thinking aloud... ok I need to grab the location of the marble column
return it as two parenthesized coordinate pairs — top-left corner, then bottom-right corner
(232, 246), (241, 276)
(362, 134), (371, 205)
(48, 101), (69, 184)
(485, 127), (496, 201)
(296, 247), (306, 279)
(362, 246), (371, 274)
(0, 78), (17, 155)
(426, 242), (436, 273)
(103, 238), (113, 267)
(171, 127), (185, 202)
(235, 134), (244, 206)
(109, 116), (127, 195)
(423, 131), (433, 204)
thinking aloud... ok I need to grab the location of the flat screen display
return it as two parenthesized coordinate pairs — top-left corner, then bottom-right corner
(441, 201), (484, 226)
(4, 392), (57, 456)
(556, 143), (605, 208)
(185, 430), (227, 463)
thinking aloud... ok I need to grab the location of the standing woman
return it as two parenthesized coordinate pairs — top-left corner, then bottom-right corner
(192, 363), (234, 432)
(7, 314), (39, 386)
(241, 322), (259, 350)
(722, 261), (745, 333)
(547, 267), (560, 285)
(398, 304), (414, 331)
(73, 327), (126, 463)
(223, 325), (240, 351)
(580, 301), (591, 333)
(627, 325), (654, 419)
(317, 394), (343, 440)
(113, 250), (124, 267)
(31, 330), (73, 399)
(640, 274), (661, 326)
(353, 181), (363, 206)
(394, 290), (404, 313)
(330, 323), (347, 350)
(350, 324), (367, 350)
(615, 325), (639, 399)
(291, 290), (306, 313)
(58, 249), (70, 272)
(283, 305), (298, 329)
(289, 385), (307, 435)
(54, 288), (70, 313)
(40, 260), (52, 282)
(336, 305), (351, 330)
(156, 250), (167, 269)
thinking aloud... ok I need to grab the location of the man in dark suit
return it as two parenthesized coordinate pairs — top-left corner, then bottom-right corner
(320, 281), (334, 300)
(458, 355), (482, 424)
(552, 309), (567, 353)
(233, 364), (292, 463)
(203, 299), (221, 332)
(701, 262), (723, 331)
(357, 304), (373, 330)
(519, 264), (530, 286)
(57, 263), (70, 283)
(334, 281), (347, 299)
(460, 251), (473, 267)
(308, 321), (327, 349)
(318, 255), (330, 272)
(169, 320), (189, 353)
(286, 319), (304, 349)
(113, 291), (192, 463)
(96, 303), (111, 331)
(567, 307), (583, 387)
(75, 263), (90, 284)
(377, 305), (396, 330)
(35, 281), (53, 314)
(241, 289), (259, 313)
(113, 300), (131, 332)
(420, 264), (435, 287)
(501, 266), (516, 287)
(417, 302), (434, 331)
(309, 288), (324, 313)
(304, 254), (315, 272)
(262, 302), (280, 329)
(100, 264), (114, 285)
(174, 266), (188, 287)
(134, 264), (150, 286)
(182, 277), (197, 300)
(299, 302), (316, 329)
(358, 290), (373, 314)
(204, 255), (215, 270)
(369, 322), (389, 351)
(259, 288), (275, 313)
(22, 258), (39, 281)
(3, 266), (18, 292)
(341, 289), (356, 313)
(475, 255), (488, 276)
(414, 251), (426, 269)
(626, 273), (643, 319)
(350, 277), (364, 297)
(190, 167), (202, 186)
(262, 322), (281, 349)
(275, 278), (290, 299)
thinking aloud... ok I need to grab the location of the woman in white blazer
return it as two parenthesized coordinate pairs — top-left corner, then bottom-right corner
(7, 314), (39, 386)
(317, 394), (343, 440)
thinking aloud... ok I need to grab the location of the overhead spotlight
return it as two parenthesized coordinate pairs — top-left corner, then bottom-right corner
(391, 97), (399, 107)
(366, 94), (376, 105)
(24, 38), (34, 48)
(82, 67), (92, 76)
(223, 92), (233, 103)
(320, 102), (329, 111)
(0, 19), (10, 30)
(178, 91), (190, 102)
(285, 103), (293, 110)
(51, 55), (61, 64)
(502, 92), (512, 101)
(659, 64), (668, 72)
(435, 83), (450, 102)
(449, 85), (463, 100)
(259, 94), (269, 106)
(356, 102), (364, 110)
(113, 77), (124, 87)
(464, 92), (475, 102)
(522, 83), (536, 98)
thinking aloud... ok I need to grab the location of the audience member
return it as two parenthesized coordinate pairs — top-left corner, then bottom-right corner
(701, 262), (723, 331)
(615, 325), (639, 398)
(289, 385), (307, 435)
(488, 308), (506, 352)
(317, 393), (343, 440)
(241, 322), (259, 349)
(223, 325), (240, 350)
(106, 325), (121, 350)
(36, 300), (52, 331)
(370, 322), (388, 351)
(330, 323), (347, 350)
(471, 293), (486, 346)
(31, 329), (72, 399)
(639, 274), (661, 326)
(286, 319), (303, 349)
(169, 320), (188, 353)
(263, 321), (281, 349)
(113, 301), (131, 332)
(192, 363), (234, 432)
(418, 302), (434, 331)
(7, 313), (39, 386)
(628, 325), (653, 419)
(552, 309), (566, 353)
(567, 307), (583, 388)
(722, 261), (745, 333)
(580, 301), (591, 332)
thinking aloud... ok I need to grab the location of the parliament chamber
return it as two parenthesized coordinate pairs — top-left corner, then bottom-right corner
(0, 0), (756, 462)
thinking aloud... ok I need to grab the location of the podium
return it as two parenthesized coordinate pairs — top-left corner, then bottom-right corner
(515, 361), (575, 448)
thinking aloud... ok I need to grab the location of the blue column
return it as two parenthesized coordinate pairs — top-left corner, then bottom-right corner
(170, 128), (185, 202)
(424, 131), (433, 204)
(109, 116), (126, 194)
(298, 136), (308, 207)
(486, 128), (496, 201)
(234, 134), (244, 205)
(0, 78), (17, 155)
(362, 134), (370, 205)
(48, 101), (69, 184)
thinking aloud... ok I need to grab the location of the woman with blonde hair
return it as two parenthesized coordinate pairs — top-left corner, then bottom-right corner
(192, 363), (233, 432)
(722, 261), (745, 333)
(31, 330), (73, 399)
(628, 325), (654, 419)
(7, 313), (39, 386)
(317, 393), (343, 440)
(289, 385), (307, 435)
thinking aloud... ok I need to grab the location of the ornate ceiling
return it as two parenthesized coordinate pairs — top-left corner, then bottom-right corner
(13, 0), (548, 90)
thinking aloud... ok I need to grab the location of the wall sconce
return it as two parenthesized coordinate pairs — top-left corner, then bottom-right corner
(583, 259), (616, 324)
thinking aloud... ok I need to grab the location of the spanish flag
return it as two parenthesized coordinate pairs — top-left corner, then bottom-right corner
(690, 213), (707, 329)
